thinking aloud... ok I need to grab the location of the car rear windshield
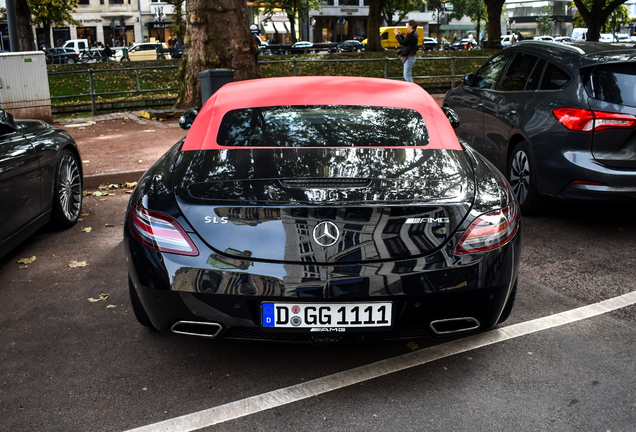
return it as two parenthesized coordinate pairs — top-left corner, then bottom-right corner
(216, 106), (430, 147)
(584, 63), (636, 108)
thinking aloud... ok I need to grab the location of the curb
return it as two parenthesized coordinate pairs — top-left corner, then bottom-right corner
(84, 169), (147, 189)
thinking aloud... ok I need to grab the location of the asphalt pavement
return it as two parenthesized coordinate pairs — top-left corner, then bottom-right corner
(0, 122), (635, 431)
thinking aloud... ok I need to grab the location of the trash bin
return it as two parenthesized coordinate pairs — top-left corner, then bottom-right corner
(199, 69), (234, 106)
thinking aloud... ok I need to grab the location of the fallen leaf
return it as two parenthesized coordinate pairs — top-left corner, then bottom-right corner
(125, 190), (133, 194)
(406, 341), (419, 351)
(81, 227), (92, 233)
(78, 127), (86, 130)
(80, 212), (90, 217)
(83, 160), (90, 163)
(108, 184), (119, 189)
(106, 304), (117, 309)
(19, 265), (29, 269)
(68, 261), (88, 268)
(17, 256), (36, 265)
(138, 160), (143, 163)
(87, 293), (110, 302)
(124, 182), (137, 188)
(92, 191), (104, 197)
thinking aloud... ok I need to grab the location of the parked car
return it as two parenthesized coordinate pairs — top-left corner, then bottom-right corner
(115, 42), (171, 61)
(449, 38), (479, 50)
(599, 33), (616, 42)
(0, 109), (83, 260)
(422, 37), (438, 51)
(337, 40), (363, 52)
(533, 35), (554, 41)
(124, 76), (521, 343)
(44, 47), (80, 64)
(553, 36), (572, 43)
(444, 41), (636, 214)
(501, 35), (514, 48)
(288, 41), (314, 54)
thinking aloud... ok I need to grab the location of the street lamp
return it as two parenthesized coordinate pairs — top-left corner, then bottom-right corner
(154, 6), (165, 43)
(337, 17), (346, 42)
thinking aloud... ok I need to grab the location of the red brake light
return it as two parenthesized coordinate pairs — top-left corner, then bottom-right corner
(553, 108), (636, 132)
(455, 202), (520, 255)
(130, 204), (198, 256)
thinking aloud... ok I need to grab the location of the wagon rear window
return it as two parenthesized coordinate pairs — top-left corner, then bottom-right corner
(586, 63), (636, 108)
(216, 106), (430, 147)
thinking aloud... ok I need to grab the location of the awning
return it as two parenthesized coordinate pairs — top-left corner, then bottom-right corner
(262, 22), (288, 34)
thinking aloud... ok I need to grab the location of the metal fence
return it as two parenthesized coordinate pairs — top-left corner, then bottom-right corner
(48, 55), (489, 115)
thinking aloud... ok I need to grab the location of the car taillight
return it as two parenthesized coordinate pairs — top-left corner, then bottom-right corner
(455, 202), (519, 255)
(129, 204), (198, 256)
(553, 108), (636, 132)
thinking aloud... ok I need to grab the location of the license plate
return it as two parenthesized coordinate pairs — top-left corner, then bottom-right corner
(261, 302), (392, 329)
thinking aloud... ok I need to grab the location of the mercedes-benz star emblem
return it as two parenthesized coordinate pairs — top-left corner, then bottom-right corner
(313, 221), (340, 247)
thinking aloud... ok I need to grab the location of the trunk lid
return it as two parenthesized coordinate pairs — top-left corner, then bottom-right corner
(173, 148), (474, 264)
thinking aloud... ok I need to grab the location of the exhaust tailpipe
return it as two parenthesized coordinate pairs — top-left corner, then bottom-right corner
(170, 321), (223, 338)
(429, 317), (480, 336)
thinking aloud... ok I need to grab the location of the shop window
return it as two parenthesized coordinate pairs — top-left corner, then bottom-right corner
(109, 0), (124, 4)
(78, 0), (90, 4)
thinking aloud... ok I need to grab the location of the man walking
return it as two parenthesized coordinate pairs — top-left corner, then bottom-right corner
(394, 20), (419, 83)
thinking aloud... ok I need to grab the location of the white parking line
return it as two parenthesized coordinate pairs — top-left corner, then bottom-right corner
(125, 291), (636, 432)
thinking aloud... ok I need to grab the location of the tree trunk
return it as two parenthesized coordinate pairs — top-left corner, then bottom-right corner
(16, 0), (36, 51)
(366, 0), (384, 52)
(287, 11), (298, 44)
(175, 0), (260, 108)
(484, 0), (505, 49)
(572, 0), (626, 42)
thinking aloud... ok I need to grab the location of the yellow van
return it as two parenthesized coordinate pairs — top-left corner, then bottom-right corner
(361, 26), (425, 50)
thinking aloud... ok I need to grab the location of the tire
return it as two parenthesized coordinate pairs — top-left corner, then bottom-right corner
(51, 149), (83, 228)
(157, 54), (166, 60)
(45, 55), (53, 65)
(497, 280), (517, 324)
(508, 141), (544, 215)
(129, 276), (153, 327)
(66, 58), (75, 64)
(121, 57), (130, 62)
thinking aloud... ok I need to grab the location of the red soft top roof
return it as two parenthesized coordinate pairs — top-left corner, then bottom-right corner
(182, 76), (461, 151)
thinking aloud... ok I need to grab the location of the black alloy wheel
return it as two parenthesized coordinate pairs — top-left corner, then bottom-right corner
(52, 149), (83, 228)
(508, 141), (544, 215)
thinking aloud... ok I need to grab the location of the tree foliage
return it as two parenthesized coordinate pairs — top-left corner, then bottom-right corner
(536, 5), (555, 35)
(571, 0), (628, 41)
(381, 0), (426, 26)
(261, 0), (321, 44)
(447, 0), (487, 40)
(28, 0), (79, 48)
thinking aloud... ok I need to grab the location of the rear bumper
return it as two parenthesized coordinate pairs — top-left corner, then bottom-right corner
(125, 225), (522, 342)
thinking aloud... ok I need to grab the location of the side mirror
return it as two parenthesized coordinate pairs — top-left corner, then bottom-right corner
(463, 73), (475, 87)
(442, 107), (460, 129)
(179, 107), (199, 130)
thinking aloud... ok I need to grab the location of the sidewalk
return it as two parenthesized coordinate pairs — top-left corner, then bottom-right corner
(57, 112), (187, 188)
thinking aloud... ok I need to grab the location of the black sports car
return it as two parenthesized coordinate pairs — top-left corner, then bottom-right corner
(124, 77), (521, 344)
(0, 109), (83, 259)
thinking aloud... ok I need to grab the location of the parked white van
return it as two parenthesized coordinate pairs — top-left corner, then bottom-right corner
(571, 28), (587, 41)
(62, 39), (91, 53)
